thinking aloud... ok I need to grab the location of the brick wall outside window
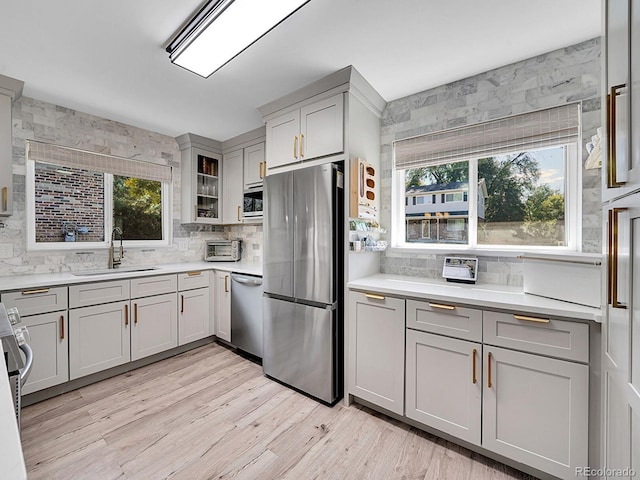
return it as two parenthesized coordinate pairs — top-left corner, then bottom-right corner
(35, 163), (105, 243)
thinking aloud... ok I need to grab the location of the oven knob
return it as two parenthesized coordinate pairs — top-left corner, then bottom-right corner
(14, 326), (30, 346)
(6, 307), (21, 326)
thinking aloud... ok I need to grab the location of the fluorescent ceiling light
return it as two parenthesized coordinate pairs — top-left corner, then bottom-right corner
(167, 0), (310, 78)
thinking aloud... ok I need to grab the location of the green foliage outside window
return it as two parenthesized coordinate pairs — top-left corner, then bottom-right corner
(113, 176), (162, 241)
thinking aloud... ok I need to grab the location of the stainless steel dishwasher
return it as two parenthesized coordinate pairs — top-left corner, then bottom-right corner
(230, 273), (263, 358)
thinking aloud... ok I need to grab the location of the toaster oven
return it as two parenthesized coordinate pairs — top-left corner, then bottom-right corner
(205, 240), (241, 262)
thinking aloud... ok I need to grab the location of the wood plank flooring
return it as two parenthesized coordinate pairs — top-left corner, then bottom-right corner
(21, 343), (537, 480)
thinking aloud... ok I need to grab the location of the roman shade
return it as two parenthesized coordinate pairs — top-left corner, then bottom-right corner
(26, 140), (172, 183)
(394, 103), (581, 170)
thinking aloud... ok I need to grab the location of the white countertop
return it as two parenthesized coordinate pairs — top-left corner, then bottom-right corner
(348, 274), (602, 323)
(0, 260), (262, 291)
(0, 369), (27, 480)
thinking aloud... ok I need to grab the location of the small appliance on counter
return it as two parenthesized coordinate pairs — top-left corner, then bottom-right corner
(205, 239), (242, 262)
(442, 256), (478, 284)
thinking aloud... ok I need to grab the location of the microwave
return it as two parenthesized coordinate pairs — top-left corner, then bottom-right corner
(205, 240), (241, 262)
(243, 189), (263, 218)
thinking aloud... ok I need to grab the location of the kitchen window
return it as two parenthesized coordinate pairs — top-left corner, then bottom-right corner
(392, 104), (581, 251)
(25, 140), (172, 250)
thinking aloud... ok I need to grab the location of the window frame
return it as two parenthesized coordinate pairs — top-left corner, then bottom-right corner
(391, 143), (581, 254)
(26, 159), (172, 251)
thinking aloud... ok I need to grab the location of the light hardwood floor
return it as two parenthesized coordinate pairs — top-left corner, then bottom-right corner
(21, 343), (537, 480)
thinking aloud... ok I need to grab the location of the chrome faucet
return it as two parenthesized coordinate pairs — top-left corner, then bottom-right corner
(109, 227), (124, 269)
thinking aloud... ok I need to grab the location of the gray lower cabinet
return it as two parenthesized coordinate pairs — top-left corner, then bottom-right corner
(348, 291), (405, 415)
(215, 270), (231, 342)
(483, 345), (589, 479)
(179, 287), (210, 345)
(21, 311), (68, 395)
(131, 293), (178, 361)
(405, 329), (482, 445)
(69, 300), (131, 380)
(2, 285), (69, 394)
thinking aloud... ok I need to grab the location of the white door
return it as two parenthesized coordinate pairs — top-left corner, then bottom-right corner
(21, 311), (68, 394)
(348, 291), (405, 415)
(131, 293), (178, 361)
(405, 329), (481, 445)
(243, 142), (265, 188)
(300, 94), (344, 161)
(179, 287), (210, 345)
(483, 346), (588, 480)
(216, 271), (231, 342)
(266, 110), (300, 169)
(69, 300), (130, 379)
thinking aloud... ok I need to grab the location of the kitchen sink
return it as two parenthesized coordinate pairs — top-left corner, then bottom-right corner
(71, 266), (158, 276)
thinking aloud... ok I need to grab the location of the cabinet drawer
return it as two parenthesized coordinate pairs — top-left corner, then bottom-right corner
(131, 274), (177, 298)
(406, 299), (482, 342)
(1, 286), (68, 315)
(70, 280), (130, 308)
(483, 311), (589, 362)
(177, 270), (210, 291)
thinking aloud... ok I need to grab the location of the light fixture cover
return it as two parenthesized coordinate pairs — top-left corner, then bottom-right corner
(168, 0), (310, 77)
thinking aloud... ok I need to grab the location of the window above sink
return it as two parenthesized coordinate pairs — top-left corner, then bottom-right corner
(25, 140), (173, 251)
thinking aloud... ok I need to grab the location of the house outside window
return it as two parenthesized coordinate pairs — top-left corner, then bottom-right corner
(393, 104), (581, 251)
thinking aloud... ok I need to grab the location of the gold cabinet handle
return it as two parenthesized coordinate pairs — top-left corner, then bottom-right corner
(224, 275), (229, 293)
(134, 303), (138, 325)
(429, 303), (456, 310)
(487, 352), (492, 388)
(299, 133), (304, 158)
(60, 315), (65, 340)
(259, 161), (266, 179)
(513, 314), (550, 324)
(124, 304), (129, 326)
(187, 271), (201, 277)
(607, 84), (627, 188)
(181, 294), (184, 314)
(237, 205), (241, 222)
(293, 136), (298, 159)
(472, 348), (477, 384)
(1, 186), (7, 212)
(21, 288), (49, 295)
(364, 293), (385, 300)
(609, 207), (628, 309)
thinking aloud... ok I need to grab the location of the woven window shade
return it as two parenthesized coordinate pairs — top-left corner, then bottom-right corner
(394, 104), (580, 170)
(27, 140), (172, 183)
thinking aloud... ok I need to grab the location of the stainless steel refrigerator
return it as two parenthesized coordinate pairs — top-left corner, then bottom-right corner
(263, 162), (344, 404)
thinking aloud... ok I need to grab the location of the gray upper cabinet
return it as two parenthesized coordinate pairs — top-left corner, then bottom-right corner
(265, 93), (344, 171)
(243, 142), (265, 189)
(177, 133), (223, 225)
(0, 74), (24, 217)
(222, 148), (243, 225)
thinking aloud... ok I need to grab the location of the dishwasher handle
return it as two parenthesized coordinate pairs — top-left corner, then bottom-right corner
(231, 274), (263, 286)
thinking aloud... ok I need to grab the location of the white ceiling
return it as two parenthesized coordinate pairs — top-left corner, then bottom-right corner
(0, 0), (601, 142)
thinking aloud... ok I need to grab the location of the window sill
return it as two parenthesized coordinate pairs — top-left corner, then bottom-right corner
(387, 244), (591, 259)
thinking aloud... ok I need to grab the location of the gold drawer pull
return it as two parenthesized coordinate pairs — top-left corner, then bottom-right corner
(21, 288), (50, 295)
(187, 271), (201, 277)
(181, 295), (184, 314)
(429, 303), (456, 310)
(293, 136), (298, 159)
(124, 304), (129, 326)
(513, 314), (550, 324)
(299, 133), (304, 158)
(1, 186), (7, 212)
(60, 315), (65, 340)
(364, 293), (385, 300)
(134, 303), (138, 325)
